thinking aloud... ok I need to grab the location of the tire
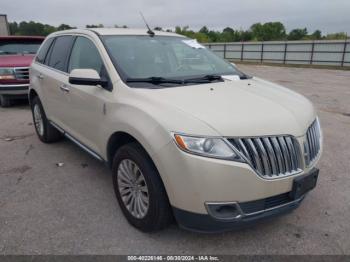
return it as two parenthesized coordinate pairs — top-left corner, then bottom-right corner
(30, 96), (63, 143)
(0, 95), (11, 107)
(112, 142), (173, 232)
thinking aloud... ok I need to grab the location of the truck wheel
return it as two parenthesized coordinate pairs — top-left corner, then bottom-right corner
(0, 95), (11, 107)
(112, 143), (173, 232)
(30, 96), (63, 143)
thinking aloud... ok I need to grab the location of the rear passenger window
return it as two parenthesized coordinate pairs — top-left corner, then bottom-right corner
(47, 36), (74, 72)
(35, 38), (54, 64)
(68, 37), (103, 75)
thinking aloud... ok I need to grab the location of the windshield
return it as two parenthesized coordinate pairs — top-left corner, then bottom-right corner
(0, 40), (42, 55)
(102, 35), (245, 86)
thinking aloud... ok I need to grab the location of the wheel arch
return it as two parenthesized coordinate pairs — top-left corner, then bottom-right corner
(28, 89), (39, 106)
(106, 131), (139, 168)
(106, 130), (174, 204)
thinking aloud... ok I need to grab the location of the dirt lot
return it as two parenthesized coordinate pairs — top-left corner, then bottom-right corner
(0, 65), (349, 255)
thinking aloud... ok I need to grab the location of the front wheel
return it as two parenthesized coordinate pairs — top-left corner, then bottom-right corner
(112, 143), (173, 232)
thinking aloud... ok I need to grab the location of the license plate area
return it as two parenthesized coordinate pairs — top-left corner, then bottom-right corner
(289, 169), (319, 200)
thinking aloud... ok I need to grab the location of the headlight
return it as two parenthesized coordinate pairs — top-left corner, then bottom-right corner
(0, 68), (15, 80)
(173, 134), (244, 161)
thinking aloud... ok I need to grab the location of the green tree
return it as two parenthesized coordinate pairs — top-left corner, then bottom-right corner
(86, 24), (104, 28)
(251, 22), (286, 41)
(207, 30), (221, 42)
(223, 27), (234, 34)
(238, 30), (254, 41)
(310, 30), (322, 40)
(9, 22), (18, 35)
(288, 28), (308, 40)
(57, 24), (75, 31)
(8, 21), (75, 36)
(325, 32), (347, 40)
(199, 26), (209, 35)
(193, 32), (210, 42)
(250, 23), (264, 40)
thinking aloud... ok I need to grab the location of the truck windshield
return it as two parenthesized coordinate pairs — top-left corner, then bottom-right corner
(102, 35), (246, 86)
(0, 40), (42, 55)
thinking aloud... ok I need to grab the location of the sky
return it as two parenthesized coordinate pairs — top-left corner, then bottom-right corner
(2, 0), (350, 34)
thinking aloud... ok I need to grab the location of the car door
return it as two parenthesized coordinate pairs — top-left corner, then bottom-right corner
(40, 35), (75, 129)
(30, 37), (54, 107)
(62, 36), (112, 155)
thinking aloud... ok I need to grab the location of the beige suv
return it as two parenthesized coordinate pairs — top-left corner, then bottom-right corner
(29, 28), (322, 232)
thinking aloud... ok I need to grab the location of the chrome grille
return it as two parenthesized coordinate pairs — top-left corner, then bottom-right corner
(14, 67), (29, 80)
(228, 136), (302, 178)
(304, 119), (321, 166)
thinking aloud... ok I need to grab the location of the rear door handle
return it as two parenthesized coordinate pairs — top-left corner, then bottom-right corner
(59, 84), (70, 93)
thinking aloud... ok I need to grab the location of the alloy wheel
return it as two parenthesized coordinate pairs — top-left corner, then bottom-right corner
(117, 159), (149, 218)
(33, 104), (44, 136)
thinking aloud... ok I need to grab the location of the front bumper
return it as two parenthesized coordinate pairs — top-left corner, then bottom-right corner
(0, 84), (29, 96)
(153, 139), (320, 232)
(173, 194), (305, 233)
(154, 140), (320, 214)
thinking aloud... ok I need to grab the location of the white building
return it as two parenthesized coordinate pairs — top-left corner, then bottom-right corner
(0, 14), (10, 36)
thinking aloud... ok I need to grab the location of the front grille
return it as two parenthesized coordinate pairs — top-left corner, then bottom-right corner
(228, 135), (302, 178)
(239, 192), (292, 215)
(14, 67), (29, 80)
(304, 119), (321, 166)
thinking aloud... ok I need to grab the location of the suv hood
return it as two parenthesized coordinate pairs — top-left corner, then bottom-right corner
(136, 77), (316, 137)
(0, 54), (35, 67)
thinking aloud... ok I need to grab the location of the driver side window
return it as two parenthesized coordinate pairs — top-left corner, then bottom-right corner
(68, 36), (103, 75)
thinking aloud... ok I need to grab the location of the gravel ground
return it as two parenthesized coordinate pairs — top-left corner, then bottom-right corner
(0, 64), (349, 255)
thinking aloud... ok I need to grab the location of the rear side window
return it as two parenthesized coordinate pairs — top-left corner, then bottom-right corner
(47, 36), (74, 72)
(68, 37), (103, 75)
(35, 38), (54, 64)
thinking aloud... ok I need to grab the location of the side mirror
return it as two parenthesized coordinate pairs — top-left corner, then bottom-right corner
(230, 62), (237, 67)
(69, 69), (108, 88)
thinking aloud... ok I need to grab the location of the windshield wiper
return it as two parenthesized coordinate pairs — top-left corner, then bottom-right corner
(239, 74), (252, 80)
(184, 74), (223, 83)
(126, 77), (184, 85)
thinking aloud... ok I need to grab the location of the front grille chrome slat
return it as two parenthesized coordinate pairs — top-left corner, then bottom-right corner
(285, 137), (298, 171)
(278, 137), (291, 172)
(228, 135), (302, 179)
(246, 139), (264, 175)
(309, 126), (315, 158)
(254, 138), (270, 176)
(271, 137), (285, 174)
(14, 67), (29, 80)
(262, 138), (278, 176)
(304, 119), (321, 166)
(237, 139), (252, 163)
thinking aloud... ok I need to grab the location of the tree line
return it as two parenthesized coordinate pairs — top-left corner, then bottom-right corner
(9, 21), (75, 36)
(174, 22), (348, 42)
(8, 21), (348, 42)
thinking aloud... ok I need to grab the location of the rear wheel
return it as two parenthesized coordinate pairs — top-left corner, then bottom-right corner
(112, 143), (172, 232)
(0, 95), (11, 107)
(30, 96), (63, 143)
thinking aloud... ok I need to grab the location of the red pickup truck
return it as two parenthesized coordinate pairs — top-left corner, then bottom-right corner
(0, 36), (44, 107)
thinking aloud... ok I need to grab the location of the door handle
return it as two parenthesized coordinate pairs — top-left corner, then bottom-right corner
(59, 84), (70, 93)
(37, 74), (44, 80)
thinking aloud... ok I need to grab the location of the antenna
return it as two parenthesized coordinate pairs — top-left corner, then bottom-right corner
(139, 12), (155, 36)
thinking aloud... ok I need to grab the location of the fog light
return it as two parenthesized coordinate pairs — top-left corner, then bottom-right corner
(206, 202), (243, 220)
